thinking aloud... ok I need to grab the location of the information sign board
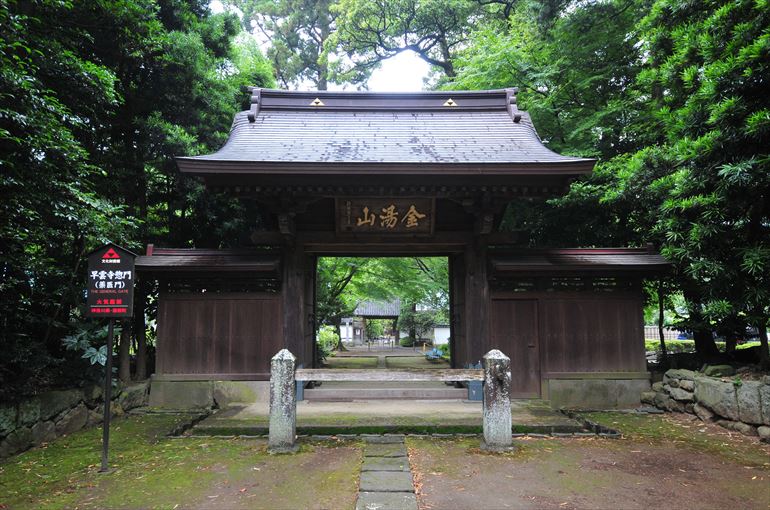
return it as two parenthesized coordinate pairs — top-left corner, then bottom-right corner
(85, 243), (136, 318)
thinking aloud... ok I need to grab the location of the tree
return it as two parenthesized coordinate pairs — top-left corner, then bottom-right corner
(0, 0), (276, 397)
(448, 0), (770, 366)
(229, 0), (352, 89)
(619, 0), (770, 365)
(398, 300), (438, 344)
(0, 0), (134, 399)
(331, 0), (482, 80)
(449, 0), (650, 158)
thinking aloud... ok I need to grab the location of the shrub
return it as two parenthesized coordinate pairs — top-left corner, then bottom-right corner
(644, 339), (761, 354)
(399, 336), (414, 347)
(317, 326), (339, 360)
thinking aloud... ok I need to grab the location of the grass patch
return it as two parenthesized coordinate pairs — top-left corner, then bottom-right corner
(324, 357), (378, 369)
(0, 413), (361, 510)
(583, 411), (770, 467)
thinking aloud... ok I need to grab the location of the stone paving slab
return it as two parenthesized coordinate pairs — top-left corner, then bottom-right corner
(356, 491), (418, 510)
(362, 456), (410, 472)
(359, 471), (415, 492)
(191, 398), (585, 436)
(364, 443), (408, 458)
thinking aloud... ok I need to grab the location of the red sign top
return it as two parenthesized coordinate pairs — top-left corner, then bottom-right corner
(102, 248), (120, 259)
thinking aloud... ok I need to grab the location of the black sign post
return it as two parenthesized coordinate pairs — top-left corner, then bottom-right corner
(85, 243), (136, 473)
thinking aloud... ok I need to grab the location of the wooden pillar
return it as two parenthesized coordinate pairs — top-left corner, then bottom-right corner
(282, 244), (306, 366)
(449, 253), (465, 368)
(463, 239), (490, 365)
(303, 253), (316, 366)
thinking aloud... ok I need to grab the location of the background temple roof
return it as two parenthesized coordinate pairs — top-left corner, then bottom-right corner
(353, 299), (401, 318)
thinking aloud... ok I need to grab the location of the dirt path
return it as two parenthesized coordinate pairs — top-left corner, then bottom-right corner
(409, 414), (770, 510)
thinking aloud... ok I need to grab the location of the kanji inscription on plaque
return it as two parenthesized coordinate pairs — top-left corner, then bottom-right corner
(337, 198), (434, 235)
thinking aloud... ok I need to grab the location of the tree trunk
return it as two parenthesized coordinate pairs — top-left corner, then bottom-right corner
(692, 329), (720, 362)
(118, 321), (131, 383)
(334, 317), (347, 352)
(409, 303), (417, 343)
(757, 319), (769, 370)
(657, 279), (667, 362)
(683, 291), (720, 361)
(134, 280), (147, 380)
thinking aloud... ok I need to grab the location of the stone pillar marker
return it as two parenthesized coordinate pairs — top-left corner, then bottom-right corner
(269, 349), (298, 453)
(482, 349), (514, 451)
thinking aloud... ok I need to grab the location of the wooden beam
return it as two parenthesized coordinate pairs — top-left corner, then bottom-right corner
(295, 368), (483, 382)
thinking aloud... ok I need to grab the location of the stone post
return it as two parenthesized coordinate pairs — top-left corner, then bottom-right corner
(482, 349), (513, 451)
(269, 349), (298, 453)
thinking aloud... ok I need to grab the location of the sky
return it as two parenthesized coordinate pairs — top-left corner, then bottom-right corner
(349, 51), (430, 92)
(210, 1), (430, 92)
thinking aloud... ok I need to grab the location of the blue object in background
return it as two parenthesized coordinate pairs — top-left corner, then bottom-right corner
(296, 363), (304, 401)
(467, 362), (483, 401)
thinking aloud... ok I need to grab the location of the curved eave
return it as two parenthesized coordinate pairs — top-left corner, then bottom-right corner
(175, 158), (596, 177)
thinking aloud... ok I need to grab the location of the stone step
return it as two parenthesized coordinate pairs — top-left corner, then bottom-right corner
(303, 387), (467, 401)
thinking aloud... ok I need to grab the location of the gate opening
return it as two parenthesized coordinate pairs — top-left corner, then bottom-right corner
(310, 256), (456, 400)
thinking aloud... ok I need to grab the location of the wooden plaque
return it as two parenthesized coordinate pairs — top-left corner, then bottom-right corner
(336, 198), (435, 235)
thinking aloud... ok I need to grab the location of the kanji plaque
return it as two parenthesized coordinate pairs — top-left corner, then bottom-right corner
(85, 243), (137, 318)
(336, 198), (435, 235)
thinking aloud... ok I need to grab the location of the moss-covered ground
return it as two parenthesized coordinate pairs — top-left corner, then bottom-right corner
(323, 356), (378, 369)
(0, 414), (361, 510)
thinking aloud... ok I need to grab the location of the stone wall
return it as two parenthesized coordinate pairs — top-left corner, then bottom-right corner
(0, 381), (149, 458)
(642, 369), (770, 443)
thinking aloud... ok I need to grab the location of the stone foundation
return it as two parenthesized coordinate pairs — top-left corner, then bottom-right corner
(148, 378), (269, 409)
(0, 381), (149, 458)
(643, 369), (770, 442)
(547, 376), (650, 409)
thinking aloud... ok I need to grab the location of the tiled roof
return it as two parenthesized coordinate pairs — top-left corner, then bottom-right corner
(490, 248), (670, 273)
(176, 89), (594, 174)
(135, 248), (280, 274)
(354, 299), (402, 318)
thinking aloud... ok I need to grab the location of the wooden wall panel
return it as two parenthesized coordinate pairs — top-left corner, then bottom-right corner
(540, 295), (645, 374)
(489, 298), (540, 397)
(156, 293), (282, 378)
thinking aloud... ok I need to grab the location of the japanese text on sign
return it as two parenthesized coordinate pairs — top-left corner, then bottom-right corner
(337, 198), (434, 235)
(85, 244), (136, 318)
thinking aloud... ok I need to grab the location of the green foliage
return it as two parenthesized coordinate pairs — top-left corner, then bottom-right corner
(0, 0), (276, 397)
(449, 0), (649, 158)
(229, 0), (343, 89)
(399, 336), (415, 348)
(644, 340), (760, 354)
(317, 325), (339, 360)
(315, 257), (449, 333)
(399, 301), (438, 342)
(447, 0), (770, 364)
(364, 319), (386, 339)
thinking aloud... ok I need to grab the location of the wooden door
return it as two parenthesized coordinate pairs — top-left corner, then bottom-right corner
(489, 298), (540, 398)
